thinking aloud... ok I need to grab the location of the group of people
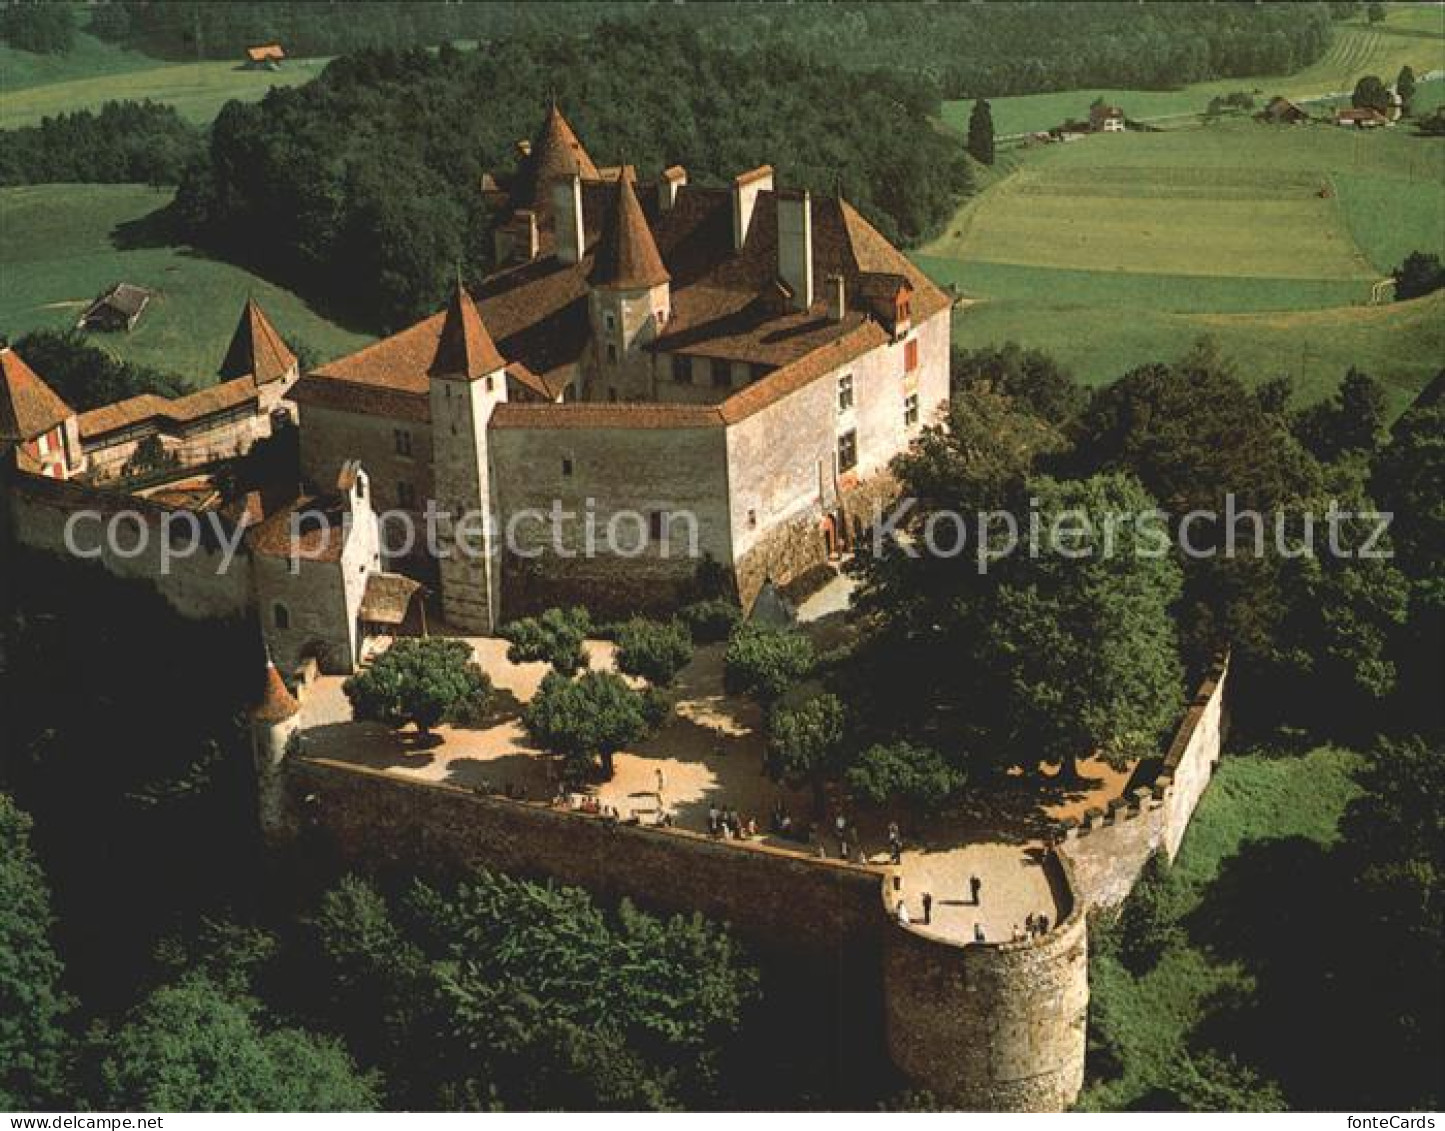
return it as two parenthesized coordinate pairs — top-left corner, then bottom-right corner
(708, 803), (758, 840)
(1010, 912), (1051, 941)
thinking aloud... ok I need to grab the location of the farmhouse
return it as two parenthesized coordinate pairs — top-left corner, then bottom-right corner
(1335, 106), (1390, 128)
(244, 43), (286, 69)
(1262, 96), (1309, 124)
(1089, 103), (1126, 132)
(78, 282), (151, 332)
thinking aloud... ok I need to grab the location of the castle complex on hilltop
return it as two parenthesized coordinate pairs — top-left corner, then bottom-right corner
(2, 103), (951, 675)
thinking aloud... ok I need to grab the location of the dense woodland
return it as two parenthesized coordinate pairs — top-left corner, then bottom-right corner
(84, 1), (1341, 98)
(0, 101), (203, 187)
(172, 24), (968, 331)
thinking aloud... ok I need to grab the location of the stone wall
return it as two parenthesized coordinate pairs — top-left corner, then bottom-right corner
(1059, 656), (1230, 908)
(299, 403), (434, 515)
(882, 853), (1089, 1112)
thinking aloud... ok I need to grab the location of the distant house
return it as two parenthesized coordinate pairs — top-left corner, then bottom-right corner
(1262, 96), (1309, 124)
(244, 43), (286, 69)
(1089, 104), (1126, 132)
(1335, 106), (1390, 129)
(78, 283), (152, 332)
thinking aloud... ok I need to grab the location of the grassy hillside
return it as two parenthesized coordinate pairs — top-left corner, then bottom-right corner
(0, 29), (161, 92)
(0, 184), (371, 384)
(917, 115), (1445, 408)
(945, 4), (1445, 137)
(1082, 745), (1363, 1111)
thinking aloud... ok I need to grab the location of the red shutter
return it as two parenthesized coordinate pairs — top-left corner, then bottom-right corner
(904, 339), (919, 373)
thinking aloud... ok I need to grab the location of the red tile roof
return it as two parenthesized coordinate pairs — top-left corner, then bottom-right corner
(429, 280), (505, 379)
(0, 347), (74, 442)
(510, 103), (601, 213)
(246, 44), (286, 63)
(77, 377), (260, 440)
(591, 174), (670, 290)
(219, 298), (297, 385)
(253, 660), (300, 722)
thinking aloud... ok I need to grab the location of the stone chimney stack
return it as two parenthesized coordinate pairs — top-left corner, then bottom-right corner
(777, 189), (814, 311)
(660, 165), (688, 211)
(731, 164), (774, 251)
(825, 274), (846, 322)
(552, 173), (585, 265)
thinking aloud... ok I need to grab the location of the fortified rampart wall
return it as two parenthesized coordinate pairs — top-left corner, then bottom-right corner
(1058, 656), (1230, 908)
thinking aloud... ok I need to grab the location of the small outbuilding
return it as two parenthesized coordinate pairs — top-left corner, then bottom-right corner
(1335, 106), (1390, 129)
(1261, 96), (1309, 124)
(78, 283), (152, 332)
(1089, 104), (1126, 133)
(244, 44), (286, 70)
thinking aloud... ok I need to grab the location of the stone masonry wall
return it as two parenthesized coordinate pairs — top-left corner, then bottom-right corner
(882, 853), (1089, 1112)
(1058, 656), (1230, 908)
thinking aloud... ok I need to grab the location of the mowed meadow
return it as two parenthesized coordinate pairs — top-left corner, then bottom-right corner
(918, 112), (1445, 410)
(0, 184), (372, 383)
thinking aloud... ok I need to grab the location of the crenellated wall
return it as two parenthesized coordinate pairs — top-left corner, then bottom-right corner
(1058, 656), (1230, 908)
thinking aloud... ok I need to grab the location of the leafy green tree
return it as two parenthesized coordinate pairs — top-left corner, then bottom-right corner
(613, 617), (694, 687)
(951, 341), (1084, 425)
(1292, 366), (1389, 461)
(966, 98), (995, 165)
(9, 329), (185, 410)
(1114, 852), (1178, 974)
(676, 598), (741, 644)
(766, 692), (847, 811)
(1396, 65), (1417, 110)
(0, 794), (72, 1109)
(979, 473), (1184, 780)
(1, 1), (74, 54)
(523, 670), (664, 780)
(1392, 251), (1445, 300)
(500, 606), (592, 675)
(1352, 73), (1391, 112)
(95, 976), (379, 1112)
(1371, 391), (1445, 588)
(845, 740), (964, 812)
(723, 624), (816, 705)
(343, 637), (492, 736)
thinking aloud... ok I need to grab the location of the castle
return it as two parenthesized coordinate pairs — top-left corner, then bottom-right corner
(2, 103), (951, 676)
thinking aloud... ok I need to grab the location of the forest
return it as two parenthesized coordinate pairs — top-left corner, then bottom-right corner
(172, 23), (970, 331)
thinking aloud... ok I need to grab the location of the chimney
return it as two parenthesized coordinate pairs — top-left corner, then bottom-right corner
(660, 165), (687, 211)
(731, 164), (774, 251)
(825, 274), (845, 322)
(552, 173), (585, 265)
(777, 189), (813, 311)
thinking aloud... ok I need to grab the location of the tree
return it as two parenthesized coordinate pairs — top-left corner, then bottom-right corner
(1396, 65), (1417, 111)
(9, 329), (184, 411)
(1366, 1), (1386, 22)
(1, 2), (75, 54)
(950, 341), (1084, 425)
(613, 617), (694, 687)
(500, 607), (592, 675)
(1392, 251), (1445, 300)
(523, 670), (663, 780)
(1371, 391), (1445, 587)
(95, 976), (379, 1111)
(343, 637), (492, 736)
(766, 693), (847, 811)
(676, 598), (741, 644)
(722, 624), (816, 705)
(1351, 74), (1391, 112)
(979, 473), (1185, 780)
(1291, 366), (1389, 461)
(0, 794), (71, 1109)
(845, 741), (965, 812)
(966, 98), (995, 165)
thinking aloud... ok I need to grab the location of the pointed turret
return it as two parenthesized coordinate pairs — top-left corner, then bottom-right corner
(219, 298), (298, 384)
(0, 345), (74, 445)
(252, 657), (301, 723)
(592, 174), (670, 291)
(512, 102), (600, 212)
(428, 280), (506, 380)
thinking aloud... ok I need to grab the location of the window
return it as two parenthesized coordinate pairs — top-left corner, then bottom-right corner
(904, 392), (920, 428)
(606, 343), (618, 364)
(273, 602), (290, 630)
(837, 373), (855, 413)
(904, 338), (919, 373)
(561, 456), (574, 477)
(897, 296), (911, 323)
(397, 481), (417, 508)
(485, 375), (495, 394)
(837, 429), (858, 473)
(603, 310), (617, 332)
(747, 508), (758, 530)
(672, 355), (693, 384)
(710, 358), (731, 388)
(393, 429), (413, 457)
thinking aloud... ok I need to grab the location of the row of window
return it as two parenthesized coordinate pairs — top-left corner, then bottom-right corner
(834, 339), (920, 414)
(670, 355), (769, 388)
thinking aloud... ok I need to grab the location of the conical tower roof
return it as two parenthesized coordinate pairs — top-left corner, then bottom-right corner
(591, 174), (669, 290)
(0, 346), (74, 443)
(219, 298), (297, 384)
(428, 280), (506, 380)
(252, 658), (300, 723)
(514, 102), (600, 211)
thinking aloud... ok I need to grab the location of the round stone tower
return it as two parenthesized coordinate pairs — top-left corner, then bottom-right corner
(250, 655), (301, 842)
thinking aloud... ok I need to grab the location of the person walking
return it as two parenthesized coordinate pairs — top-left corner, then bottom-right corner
(973, 922), (986, 943)
(655, 767), (665, 801)
(921, 891), (933, 925)
(969, 873), (982, 905)
(895, 899), (911, 926)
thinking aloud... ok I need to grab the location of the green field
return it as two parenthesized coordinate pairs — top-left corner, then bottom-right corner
(944, 4), (1445, 138)
(918, 113), (1445, 408)
(0, 30), (325, 129)
(1082, 745), (1363, 1111)
(0, 184), (371, 384)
